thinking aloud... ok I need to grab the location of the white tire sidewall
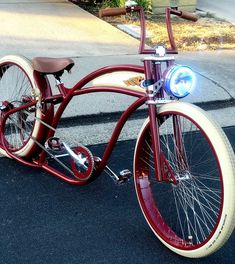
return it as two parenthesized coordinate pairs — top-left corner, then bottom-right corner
(0, 55), (42, 157)
(134, 101), (235, 258)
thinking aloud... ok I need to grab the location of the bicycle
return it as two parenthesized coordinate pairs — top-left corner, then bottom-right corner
(0, 4), (234, 259)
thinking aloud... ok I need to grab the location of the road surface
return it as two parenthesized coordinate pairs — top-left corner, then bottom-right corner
(0, 126), (234, 264)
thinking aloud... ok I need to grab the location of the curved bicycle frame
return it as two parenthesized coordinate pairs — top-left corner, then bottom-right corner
(0, 57), (181, 186)
(0, 64), (149, 184)
(0, 4), (198, 184)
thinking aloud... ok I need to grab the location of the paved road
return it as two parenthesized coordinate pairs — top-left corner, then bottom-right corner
(0, 127), (234, 264)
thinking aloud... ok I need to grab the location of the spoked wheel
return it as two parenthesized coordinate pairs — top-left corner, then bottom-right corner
(0, 55), (51, 158)
(134, 102), (235, 258)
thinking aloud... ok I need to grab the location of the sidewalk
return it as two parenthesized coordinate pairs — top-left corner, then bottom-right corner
(0, 0), (234, 128)
(0, 0), (139, 58)
(197, 0), (235, 24)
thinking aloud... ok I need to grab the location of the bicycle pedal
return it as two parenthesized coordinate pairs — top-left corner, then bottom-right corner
(104, 166), (131, 184)
(47, 137), (63, 151)
(116, 169), (132, 184)
(118, 169), (132, 183)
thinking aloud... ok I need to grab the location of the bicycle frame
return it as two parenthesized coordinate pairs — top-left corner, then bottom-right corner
(40, 70), (147, 184)
(0, 64), (143, 182)
(1, 6), (234, 258)
(0, 5), (198, 184)
(0, 55), (178, 185)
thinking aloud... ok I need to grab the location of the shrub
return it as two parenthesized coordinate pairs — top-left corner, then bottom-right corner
(102, 0), (151, 10)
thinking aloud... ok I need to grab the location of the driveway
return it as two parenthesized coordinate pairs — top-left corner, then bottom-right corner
(0, 0), (139, 57)
(197, 0), (235, 24)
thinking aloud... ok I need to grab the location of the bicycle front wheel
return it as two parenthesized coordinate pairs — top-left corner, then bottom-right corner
(134, 102), (235, 258)
(0, 55), (51, 158)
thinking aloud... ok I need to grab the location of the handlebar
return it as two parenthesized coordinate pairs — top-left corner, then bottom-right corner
(170, 9), (198, 22)
(99, 6), (198, 22)
(99, 6), (142, 18)
(99, 6), (199, 54)
(99, 7), (127, 18)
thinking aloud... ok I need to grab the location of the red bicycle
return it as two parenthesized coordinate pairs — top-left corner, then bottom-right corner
(0, 5), (234, 258)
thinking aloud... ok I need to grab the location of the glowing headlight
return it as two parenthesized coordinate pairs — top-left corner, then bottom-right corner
(164, 65), (195, 98)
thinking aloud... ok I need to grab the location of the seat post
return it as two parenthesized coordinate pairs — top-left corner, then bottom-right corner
(55, 77), (69, 97)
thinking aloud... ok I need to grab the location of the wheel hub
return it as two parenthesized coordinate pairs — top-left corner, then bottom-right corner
(176, 171), (191, 182)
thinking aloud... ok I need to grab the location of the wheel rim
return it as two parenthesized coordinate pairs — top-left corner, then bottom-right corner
(0, 62), (38, 152)
(134, 112), (223, 250)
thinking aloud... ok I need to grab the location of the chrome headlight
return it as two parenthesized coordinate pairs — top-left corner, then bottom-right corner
(164, 65), (196, 98)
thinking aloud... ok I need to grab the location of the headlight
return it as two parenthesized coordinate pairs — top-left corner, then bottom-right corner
(164, 65), (195, 98)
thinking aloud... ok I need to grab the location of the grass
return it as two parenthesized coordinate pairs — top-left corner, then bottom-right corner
(104, 13), (235, 51)
(71, 1), (235, 51)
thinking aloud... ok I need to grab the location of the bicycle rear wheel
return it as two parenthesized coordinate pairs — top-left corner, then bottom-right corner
(134, 102), (235, 258)
(0, 55), (51, 158)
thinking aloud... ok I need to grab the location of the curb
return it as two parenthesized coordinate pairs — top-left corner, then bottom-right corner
(58, 98), (235, 128)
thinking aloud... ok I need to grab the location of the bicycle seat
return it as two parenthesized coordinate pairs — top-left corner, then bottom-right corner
(32, 57), (74, 75)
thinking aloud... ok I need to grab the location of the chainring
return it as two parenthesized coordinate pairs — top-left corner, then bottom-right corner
(70, 145), (94, 181)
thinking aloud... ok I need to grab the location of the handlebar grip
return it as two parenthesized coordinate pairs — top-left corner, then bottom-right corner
(99, 7), (127, 18)
(179, 11), (199, 22)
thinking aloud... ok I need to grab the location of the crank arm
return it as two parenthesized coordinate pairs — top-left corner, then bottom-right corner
(62, 142), (87, 169)
(104, 165), (132, 184)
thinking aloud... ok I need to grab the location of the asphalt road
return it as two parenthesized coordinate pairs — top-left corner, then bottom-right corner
(0, 126), (234, 264)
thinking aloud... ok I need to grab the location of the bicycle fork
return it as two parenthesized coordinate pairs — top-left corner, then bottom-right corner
(147, 102), (190, 185)
(143, 58), (186, 184)
(144, 59), (163, 182)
